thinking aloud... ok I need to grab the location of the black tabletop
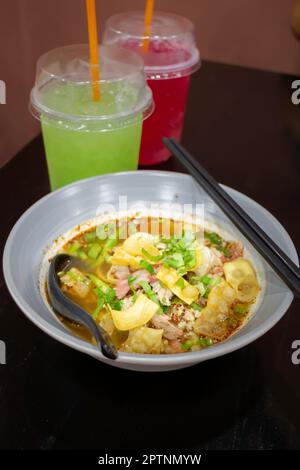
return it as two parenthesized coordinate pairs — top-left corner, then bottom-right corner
(1, 61), (300, 450)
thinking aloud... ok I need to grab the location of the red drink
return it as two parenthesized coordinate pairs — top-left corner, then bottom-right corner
(104, 12), (200, 165)
(141, 73), (190, 165)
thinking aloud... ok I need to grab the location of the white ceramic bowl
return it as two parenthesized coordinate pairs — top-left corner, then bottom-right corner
(3, 171), (298, 371)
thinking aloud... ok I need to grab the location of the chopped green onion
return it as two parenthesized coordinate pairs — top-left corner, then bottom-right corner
(105, 238), (118, 250)
(204, 231), (223, 246)
(66, 269), (86, 283)
(88, 274), (109, 291)
(105, 289), (116, 304)
(138, 281), (161, 309)
(184, 253), (197, 269)
(210, 277), (222, 286)
(201, 275), (212, 286)
(103, 238), (118, 262)
(68, 242), (81, 254)
(141, 248), (163, 262)
(93, 282), (122, 311)
(220, 246), (231, 258)
(198, 337), (213, 347)
(204, 230), (230, 258)
(175, 277), (185, 289)
(161, 305), (169, 313)
(83, 231), (97, 243)
(93, 298), (105, 319)
(93, 237), (118, 266)
(190, 302), (203, 312)
(177, 268), (187, 276)
(138, 280), (156, 299)
(139, 259), (155, 275)
(88, 243), (102, 260)
(128, 275), (136, 288)
(93, 287), (105, 298)
(160, 231), (200, 274)
(111, 299), (123, 311)
(189, 275), (203, 285)
(191, 276), (220, 296)
(163, 253), (185, 269)
(177, 240), (186, 250)
(77, 250), (88, 261)
(203, 289), (210, 299)
(234, 304), (248, 315)
(181, 340), (193, 351)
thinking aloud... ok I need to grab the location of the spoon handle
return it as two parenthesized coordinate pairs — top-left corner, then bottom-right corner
(48, 257), (118, 360)
(73, 306), (118, 360)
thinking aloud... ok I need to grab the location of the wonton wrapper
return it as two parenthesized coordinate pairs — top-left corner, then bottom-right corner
(60, 268), (91, 299)
(223, 258), (260, 302)
(98, 311), (115, 336)
(193, 246), (221, 276)
(121, 327), (164, 354)
(109, 247), (142, 270)
(188, 245), (204, 271)
(123, 232), (161, 259)
(156, 266), (199, 305)
(193, 281), (237, 340)
(109, 293), (159, 331)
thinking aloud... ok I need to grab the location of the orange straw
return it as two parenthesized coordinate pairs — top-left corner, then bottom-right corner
(143, 0), (155, 52)
(86, 0), (101, 101)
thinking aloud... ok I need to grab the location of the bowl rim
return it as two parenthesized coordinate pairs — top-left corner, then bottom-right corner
(3, 170), (298, 366)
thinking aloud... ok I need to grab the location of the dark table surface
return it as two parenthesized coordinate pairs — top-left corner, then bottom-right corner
(1, 61), (300, 450)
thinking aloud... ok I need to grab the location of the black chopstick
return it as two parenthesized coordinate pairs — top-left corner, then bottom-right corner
(163, 137), (300, 297)
(166, 138), (300, 278)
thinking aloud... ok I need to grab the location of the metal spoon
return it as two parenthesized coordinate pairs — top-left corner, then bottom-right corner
(47, 254), (118, 360)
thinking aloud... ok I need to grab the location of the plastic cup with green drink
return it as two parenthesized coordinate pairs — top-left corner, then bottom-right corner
(30, 44), (153, 190)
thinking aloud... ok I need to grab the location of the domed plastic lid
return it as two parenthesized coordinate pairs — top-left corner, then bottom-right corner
(30, 44), (153, 131)
(104, 11), (201, 79)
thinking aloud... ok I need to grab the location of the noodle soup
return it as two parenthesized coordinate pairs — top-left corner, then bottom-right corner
(44, 215), (261, 355)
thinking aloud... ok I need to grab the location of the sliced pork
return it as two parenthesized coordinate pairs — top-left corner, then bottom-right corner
(151, 314), (183, 340)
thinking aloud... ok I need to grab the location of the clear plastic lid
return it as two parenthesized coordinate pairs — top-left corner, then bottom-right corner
(30, 44), (154, 131)
(103, 11), (201, 80)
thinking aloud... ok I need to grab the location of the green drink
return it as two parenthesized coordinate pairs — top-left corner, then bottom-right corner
(41, 118), (142, 190)
(40, 82), (143, 189)
(30, 45), (153, 190)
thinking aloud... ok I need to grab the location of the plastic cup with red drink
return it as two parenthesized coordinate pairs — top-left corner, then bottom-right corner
(104, 11), (200, 165)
